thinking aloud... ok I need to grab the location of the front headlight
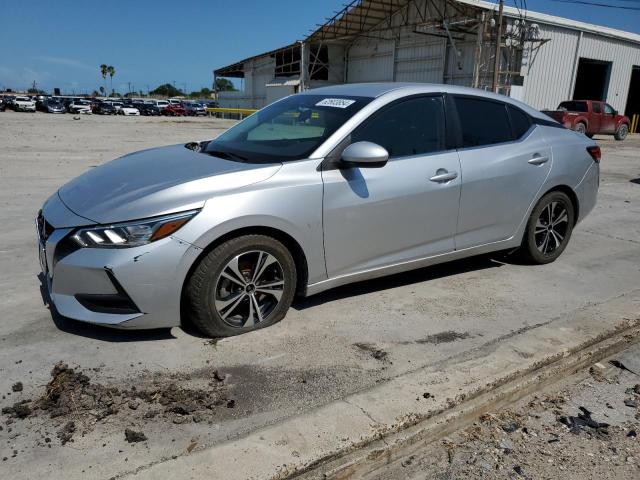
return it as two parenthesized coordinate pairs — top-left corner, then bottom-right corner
(71, 210), (199, 248)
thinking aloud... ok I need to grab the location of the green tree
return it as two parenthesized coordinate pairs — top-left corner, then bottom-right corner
(150, 83), (184, 97)
(107, 66), (115, 95)
(189, 87), (213, 99)
(100, 64), (108, 94)
(215, 78), (236, 91)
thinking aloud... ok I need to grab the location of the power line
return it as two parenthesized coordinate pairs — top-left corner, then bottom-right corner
(550, 0), (640, 10)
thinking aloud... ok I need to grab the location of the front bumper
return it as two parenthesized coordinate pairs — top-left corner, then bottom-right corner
(38, 195), (201, 329)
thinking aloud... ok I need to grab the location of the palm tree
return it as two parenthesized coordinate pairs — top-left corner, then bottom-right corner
(100, 64), (108, 96)
(107, 66), (115, 96)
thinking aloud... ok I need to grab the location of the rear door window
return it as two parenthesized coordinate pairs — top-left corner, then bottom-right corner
(351, 95), (446, 158)
(592, 102), (601, 114)
(453, 96), (512, 147)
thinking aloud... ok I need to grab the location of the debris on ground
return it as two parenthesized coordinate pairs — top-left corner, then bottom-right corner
(367, 358), (640, 479)
(0, 361), (230, 446)
(353, 343), (389, 361)
(11, 382), (23, 392)
(414, 331), (471, 345)
(558, 406), (610, 435)
(609, 359), (639, 376)
(57, 421), (75, 445)
(124, 429), (147, 443)
(2, 400), (31, 419)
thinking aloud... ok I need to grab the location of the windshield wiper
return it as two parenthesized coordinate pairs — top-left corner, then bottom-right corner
(206, 150), (248, 162)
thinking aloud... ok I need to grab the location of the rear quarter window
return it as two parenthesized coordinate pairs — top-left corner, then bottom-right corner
(507, 105), (532, 139)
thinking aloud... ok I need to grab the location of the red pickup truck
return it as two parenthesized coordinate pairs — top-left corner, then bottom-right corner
(543, 100), (630, 140)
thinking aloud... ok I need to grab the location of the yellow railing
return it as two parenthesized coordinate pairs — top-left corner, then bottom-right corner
(631, 114), (639, 134)
(206, 107), (258, 116)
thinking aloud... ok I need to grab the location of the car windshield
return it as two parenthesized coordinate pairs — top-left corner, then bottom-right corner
(204, 94), (372, 163)
(558, 101), (588, 112)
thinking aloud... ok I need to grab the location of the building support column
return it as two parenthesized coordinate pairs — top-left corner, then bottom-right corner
(568, 31), (583, 99)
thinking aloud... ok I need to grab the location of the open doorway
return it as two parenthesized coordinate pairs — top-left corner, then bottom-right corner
(624, 66), (640, 119)
(573, 58), (612, 101)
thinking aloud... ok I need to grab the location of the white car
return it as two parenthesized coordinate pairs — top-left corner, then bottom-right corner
(118, 105), (140, 116)
(68, 100), (92, 114)
(12, 96), (36, 112)
(148, 99), (169, 109)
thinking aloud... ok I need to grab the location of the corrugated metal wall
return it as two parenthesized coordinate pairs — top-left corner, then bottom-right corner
(522, 24), (640, 111)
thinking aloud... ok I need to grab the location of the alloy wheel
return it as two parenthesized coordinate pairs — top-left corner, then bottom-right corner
(214, 250), (285, 328)
(534, 201), (569, 255)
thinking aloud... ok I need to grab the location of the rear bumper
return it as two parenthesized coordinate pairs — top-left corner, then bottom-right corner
(575, 161), (599, 224)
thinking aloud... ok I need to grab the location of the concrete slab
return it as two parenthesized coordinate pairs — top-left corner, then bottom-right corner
(0, 113), (639, 479)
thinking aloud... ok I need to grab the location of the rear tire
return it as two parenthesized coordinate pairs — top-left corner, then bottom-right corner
(574, 122), (586, 135)
(521, 191), (575, 264)
(185, 235), (296, 338)
(615, 124), (629, 141)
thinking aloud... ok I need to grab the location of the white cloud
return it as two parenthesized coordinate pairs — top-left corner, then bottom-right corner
(31, 56), (94, 71)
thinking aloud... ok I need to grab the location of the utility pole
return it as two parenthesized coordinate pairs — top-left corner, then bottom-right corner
(492, 0), (504, 93)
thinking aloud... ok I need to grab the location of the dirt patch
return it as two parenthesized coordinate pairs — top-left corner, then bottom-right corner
(353, 343), (389, 362)
(124, 428), (147, 443)
(1, 362), (230, 445)
(415, 331), (471, 345)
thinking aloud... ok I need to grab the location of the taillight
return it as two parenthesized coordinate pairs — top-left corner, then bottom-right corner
(586, 146), (601, 163)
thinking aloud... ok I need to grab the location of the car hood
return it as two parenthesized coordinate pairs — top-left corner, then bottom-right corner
(58, 144), (282, 224)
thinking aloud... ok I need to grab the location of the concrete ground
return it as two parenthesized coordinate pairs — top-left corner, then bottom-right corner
(0, 111), (639, 479)
(366, 346), (640, 480)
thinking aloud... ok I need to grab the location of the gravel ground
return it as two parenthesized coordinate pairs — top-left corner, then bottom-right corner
(369, 346), (640, 480)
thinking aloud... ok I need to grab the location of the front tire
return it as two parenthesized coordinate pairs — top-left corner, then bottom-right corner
(615, 124), (628, 141)
(185, 235), (296, 337)
(574, 122), (586, 135)
(521, 191), (575, 264)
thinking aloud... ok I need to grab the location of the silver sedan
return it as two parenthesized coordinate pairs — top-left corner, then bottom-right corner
(37, 83), (599, 337)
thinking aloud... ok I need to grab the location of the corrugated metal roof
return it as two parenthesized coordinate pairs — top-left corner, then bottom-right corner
(214, 0), (640, 75)
(456, 0), (640, 45)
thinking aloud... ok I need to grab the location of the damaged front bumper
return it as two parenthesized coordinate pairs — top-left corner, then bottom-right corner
(38, 193), (201, 329)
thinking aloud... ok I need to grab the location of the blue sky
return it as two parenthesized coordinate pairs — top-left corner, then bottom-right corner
(0, 0), (638, 94)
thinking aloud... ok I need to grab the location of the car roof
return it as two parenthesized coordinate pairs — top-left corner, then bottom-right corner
(302, 82), (547, 119)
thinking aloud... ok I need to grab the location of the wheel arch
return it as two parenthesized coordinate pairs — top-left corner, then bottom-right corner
(541, 184), (579, 225)
(180, 226), (310, 323)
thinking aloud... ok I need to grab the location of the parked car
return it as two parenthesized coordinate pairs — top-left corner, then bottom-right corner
(12, 96), (36, 112)
(93, 102), (117, 115)
(182, 101), (206, 116)
(118, 105), (140, 116)
(162, 104), (186, 116)
(44, 99), (66, 114)
(133, 102), (161, 116)
(0, 99), (6, 112)
(168, 98), (183, 106)
(68, 100), (92, 114)
(37, 83), (600, 337)
(151, 99), (170, 110)
(543, 100), (630, 140)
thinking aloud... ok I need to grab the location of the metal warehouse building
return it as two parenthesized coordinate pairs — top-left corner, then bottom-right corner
(214, 0), (640, 118)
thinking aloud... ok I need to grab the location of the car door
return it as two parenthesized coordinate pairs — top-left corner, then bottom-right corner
(452, 96), (552, 249)
(601, 103), (617, 133)
(322, 94), (461, 279)
(590, 101), (602, 133)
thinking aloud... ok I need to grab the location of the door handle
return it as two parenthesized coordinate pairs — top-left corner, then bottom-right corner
(429, 170), (458, 183)
(528, 154), (549, 165)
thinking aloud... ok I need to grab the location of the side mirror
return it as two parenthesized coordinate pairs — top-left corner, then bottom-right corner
(341, 141), (389, 168)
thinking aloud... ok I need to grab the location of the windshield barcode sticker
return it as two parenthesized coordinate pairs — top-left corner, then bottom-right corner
(315, 98), (356, 108)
